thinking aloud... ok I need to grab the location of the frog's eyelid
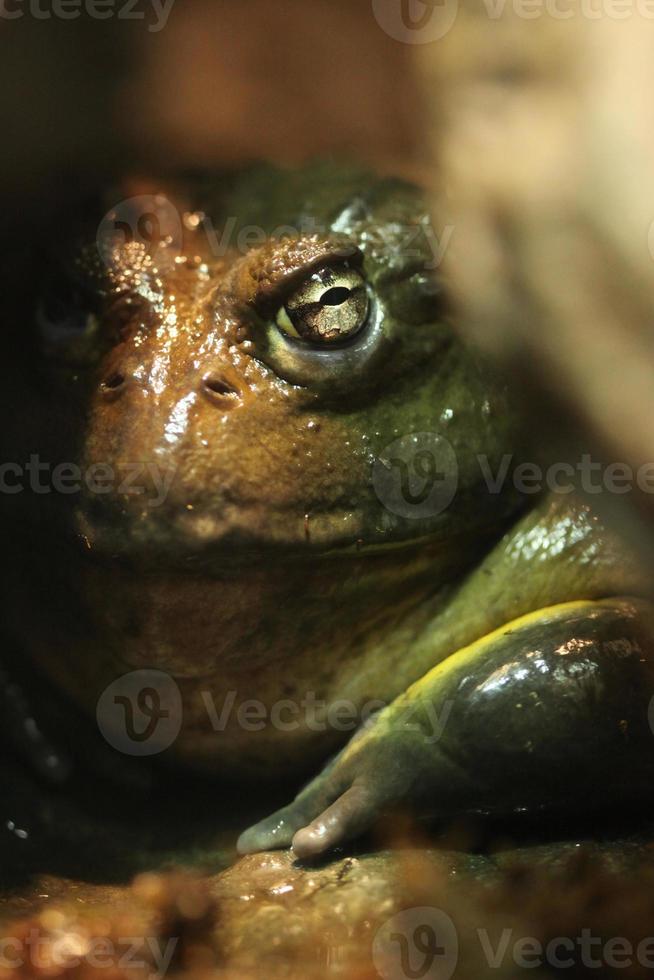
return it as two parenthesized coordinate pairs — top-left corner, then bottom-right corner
(250, 248), (365, 318)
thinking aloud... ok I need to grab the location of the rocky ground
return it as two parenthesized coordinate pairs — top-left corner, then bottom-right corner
(2, 750), (654, 979)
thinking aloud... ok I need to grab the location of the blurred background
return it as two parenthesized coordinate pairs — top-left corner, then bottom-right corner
(0, 0), (425, 197)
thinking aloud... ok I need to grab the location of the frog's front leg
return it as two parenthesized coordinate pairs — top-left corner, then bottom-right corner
(238, 597), (654, 858)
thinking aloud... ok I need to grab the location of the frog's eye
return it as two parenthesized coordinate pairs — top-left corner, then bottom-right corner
(275, 266), (369, 345)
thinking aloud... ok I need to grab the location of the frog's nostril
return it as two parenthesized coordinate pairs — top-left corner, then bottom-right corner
(202, 374), (241, 404)
(100, 372), (127, 396)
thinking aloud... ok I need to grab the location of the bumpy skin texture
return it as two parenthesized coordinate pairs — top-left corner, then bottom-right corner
(5, 164), (654, 859)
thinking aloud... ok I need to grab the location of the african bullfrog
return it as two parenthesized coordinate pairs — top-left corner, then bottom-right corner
(3, 163), (654, 862)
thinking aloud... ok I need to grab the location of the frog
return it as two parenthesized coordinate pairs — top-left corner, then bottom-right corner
(3, 162), (654, 864)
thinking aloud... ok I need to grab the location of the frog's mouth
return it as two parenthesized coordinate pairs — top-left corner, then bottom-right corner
(72, 498), (458, 569)
(69, 462), (525, 574)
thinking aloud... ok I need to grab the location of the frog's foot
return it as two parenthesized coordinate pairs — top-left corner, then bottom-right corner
(237, 725), (425, 859)
(237, 786), (375, 860)
(239, 597), (654, 859)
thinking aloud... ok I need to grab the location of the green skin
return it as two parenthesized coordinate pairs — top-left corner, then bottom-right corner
(6, 164), (654, 860)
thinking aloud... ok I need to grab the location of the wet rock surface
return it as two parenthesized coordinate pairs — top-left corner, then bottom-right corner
(3, 838), (654, 978)
(2, 753), (654, 977)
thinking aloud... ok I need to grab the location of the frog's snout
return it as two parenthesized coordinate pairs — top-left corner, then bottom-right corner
(97, 364), (244, 411)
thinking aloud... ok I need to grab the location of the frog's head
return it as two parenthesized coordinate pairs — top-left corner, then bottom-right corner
(37, 165), (524, 565)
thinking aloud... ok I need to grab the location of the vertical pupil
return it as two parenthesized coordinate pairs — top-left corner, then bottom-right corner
(320, 286), (351, 306)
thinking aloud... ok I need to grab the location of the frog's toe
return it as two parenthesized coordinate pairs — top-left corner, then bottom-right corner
(238, 780), (375, 860)
(291, 782), (374, 859)
(237, 757), (349, 855)
(237, 804), (302, 854)
(237, 794), (336, 854)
